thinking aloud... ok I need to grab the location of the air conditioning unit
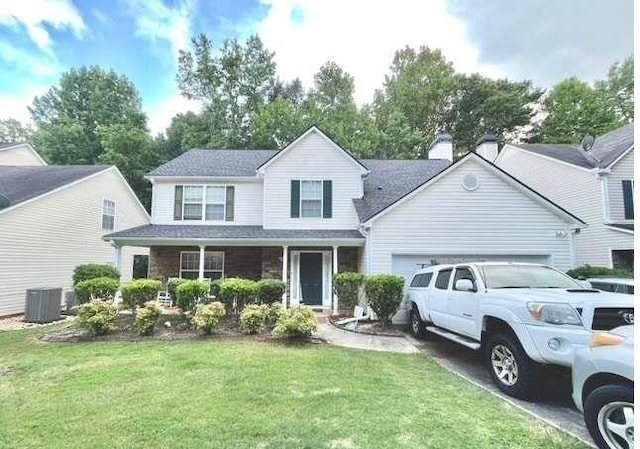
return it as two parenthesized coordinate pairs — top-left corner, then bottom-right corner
(25, 288), (62, 323)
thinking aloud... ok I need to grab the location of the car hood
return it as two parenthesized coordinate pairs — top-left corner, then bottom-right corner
(487, 288), (635, 308)
(610, 325), (635, 342)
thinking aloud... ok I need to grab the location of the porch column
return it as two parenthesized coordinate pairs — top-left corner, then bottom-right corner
(282, 246), (288, 307)
(198, 245), (205, 280)
(114, 245), (123, 273)
(332, 245), (339, 315)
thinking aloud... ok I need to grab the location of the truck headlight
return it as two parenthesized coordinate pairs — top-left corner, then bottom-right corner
(526, 302), (583, 326)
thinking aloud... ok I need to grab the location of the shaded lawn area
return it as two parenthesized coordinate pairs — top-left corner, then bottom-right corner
(0, 329), (586, 449)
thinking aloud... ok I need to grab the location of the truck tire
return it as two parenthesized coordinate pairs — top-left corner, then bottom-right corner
(410, 305), (427, 339)
(484, 333), (536, 399)
(584, 384), (634, 449)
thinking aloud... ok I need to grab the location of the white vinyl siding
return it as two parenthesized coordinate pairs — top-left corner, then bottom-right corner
(497, 145), (634, 267)
(0, 144), (46, 166)
(367, 157), (575, 275)
(0, 168), (150, 316)
(262, 131), (362, 229)
(606, 150), (634, 222)
(151, 180), (263, 225)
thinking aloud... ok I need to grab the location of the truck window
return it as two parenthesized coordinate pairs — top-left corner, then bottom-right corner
(409, 273), (433, 288)
(434, 269), (452, 290)
(453, 267), (476, 291)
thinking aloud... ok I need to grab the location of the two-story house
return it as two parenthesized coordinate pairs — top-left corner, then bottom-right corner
(105, 127), (585, 316)
(496, 123), (634, 270)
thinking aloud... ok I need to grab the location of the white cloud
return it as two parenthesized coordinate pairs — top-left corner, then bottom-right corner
(91, 9), (109, 25)
(0, 84), (50, 124)
(145, 92), (201, 135)
(0, 42), (61, 77)
(256, 0), (503, 104)
(0, 0), (85, 53)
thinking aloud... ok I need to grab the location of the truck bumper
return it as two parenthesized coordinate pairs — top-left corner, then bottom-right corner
(523, 324), (590, 367)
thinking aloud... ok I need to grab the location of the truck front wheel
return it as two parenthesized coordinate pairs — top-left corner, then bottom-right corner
(409, 305), (427, 339)
(485, 333), (536, 399)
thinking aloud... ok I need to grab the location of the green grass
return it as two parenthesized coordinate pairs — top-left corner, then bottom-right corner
(0, 328), (586, 449)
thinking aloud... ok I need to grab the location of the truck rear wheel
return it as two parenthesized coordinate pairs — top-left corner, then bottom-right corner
(485, 333), (536, 399)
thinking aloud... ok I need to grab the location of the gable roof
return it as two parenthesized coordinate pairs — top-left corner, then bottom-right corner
(149, 149), (276, 177)
(510, 123), (634, 169)
(0, 165), (110, 211)
(0, 141), (48, 165)
(0, 142), (19, 150)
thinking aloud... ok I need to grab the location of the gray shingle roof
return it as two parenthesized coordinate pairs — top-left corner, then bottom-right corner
(354, 159), (451, 221)
(149, 149), (277, 177)
(512, 123), (634, 169)
(607, 223), (634, 232)
(105, 224), (364, 241)
(0, 165), (110, 210)
(0, 142), (20, 150)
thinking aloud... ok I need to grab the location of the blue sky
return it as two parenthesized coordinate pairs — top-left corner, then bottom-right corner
(0, 0), (633, 134)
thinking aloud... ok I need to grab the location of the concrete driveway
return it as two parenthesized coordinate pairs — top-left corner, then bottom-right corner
(406, 332), (595, 447)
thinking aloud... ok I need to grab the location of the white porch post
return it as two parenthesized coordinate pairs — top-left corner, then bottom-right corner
(114, 245), (123, 273)
(282, 246), (289, 307)
(198, 245), (205, 280)
(332, 245), (339, 315)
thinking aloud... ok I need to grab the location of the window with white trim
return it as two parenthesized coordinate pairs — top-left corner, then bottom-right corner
(300, 180), (322, 217)
(205, 186), (225, 220)
(180, 251), (224, 280)
(181, 185), (226, 220)
(102, 199), (116, 230)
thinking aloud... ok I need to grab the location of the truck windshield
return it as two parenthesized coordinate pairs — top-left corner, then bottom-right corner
(480, 265), (582, 289)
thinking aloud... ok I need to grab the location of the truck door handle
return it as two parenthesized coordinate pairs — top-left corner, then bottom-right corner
(462, 313), (473, 318)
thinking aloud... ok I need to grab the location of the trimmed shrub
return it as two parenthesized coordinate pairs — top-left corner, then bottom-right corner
(192, 302), (226, 334)
(218, 278), (259, 311)
(567, 264), (633, 279)
(333, 272), (365, 311)
(74, 277), (120, 304)
(73, 264), (120, 286)
(256, 279), (286, 304)
(176, 280), (210, 312)
(121, 279), (162, 311)
(240, 304), (267, 334)
(134, 301), (163, 335)
(364, 274), (405, 326)
(167, 278), (189, 302)
(210, 279), (223, 299)
(266, 302), (285, 326)
(77, 299), (118, 335)
(272, 306), (317, 338)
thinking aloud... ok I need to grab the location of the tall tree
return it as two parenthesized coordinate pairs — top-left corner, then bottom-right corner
(0, 118), (33, 143)
(177, 34), (277, 148)
(596, 56), (634, 123)
(534, 77), (619, 144)
(159, 112), (212, 160)
(250, 97), (309, 149)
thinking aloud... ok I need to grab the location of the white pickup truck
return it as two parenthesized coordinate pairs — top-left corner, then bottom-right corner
(405, 262), (635, 398)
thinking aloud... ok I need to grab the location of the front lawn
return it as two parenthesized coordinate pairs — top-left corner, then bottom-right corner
(0, 329), (585, 449)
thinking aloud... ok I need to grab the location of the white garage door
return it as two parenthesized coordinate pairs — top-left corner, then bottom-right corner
(391, 254), (551, 281)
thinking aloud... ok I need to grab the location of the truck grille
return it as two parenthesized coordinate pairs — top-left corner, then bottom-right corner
(592, 308), (634, 330)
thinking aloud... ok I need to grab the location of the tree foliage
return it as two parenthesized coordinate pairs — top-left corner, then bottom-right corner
(0, 119), (33, 143)
(595, 56), (634, 123)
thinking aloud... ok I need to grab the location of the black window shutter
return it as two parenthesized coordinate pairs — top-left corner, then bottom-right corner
(622, 180), (634, 219)
(174, 185), (183, 220)
(225, 186), (235, 221)
(291, 180), (300, 218)
(323, 180), (332, 218)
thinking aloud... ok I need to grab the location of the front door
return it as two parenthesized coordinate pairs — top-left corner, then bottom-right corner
(299, 252), (323, 306)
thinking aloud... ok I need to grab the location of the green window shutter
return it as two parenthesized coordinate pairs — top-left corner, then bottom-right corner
(323, 180), (332, 218)
(173, 185), (183, 220)
(622, 180), (634, 219)
(291, 180), (300, 218)
(225, 186), (235, 221)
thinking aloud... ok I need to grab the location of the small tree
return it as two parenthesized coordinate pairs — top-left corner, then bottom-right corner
(218, 278), (259, 312)
(192, 302), (226, 335)
(74, 277), (120, 304)
(77, 300), (119, 335)
(256, 279), (286, 304)
(364, 274), (405, 326)
(120, 279), (162, 312)
(73, 264), (120, 285)
(333, 272), (365, 311)
(176, 280), (210, 312)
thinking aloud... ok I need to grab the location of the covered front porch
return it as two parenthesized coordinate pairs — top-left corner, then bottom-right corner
(104, 225), (364, 314)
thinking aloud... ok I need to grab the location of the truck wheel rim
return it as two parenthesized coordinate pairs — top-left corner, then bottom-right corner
(490, 344), (519, 386)
(598, 401), (634, 449)
(411, 312), (419, 334)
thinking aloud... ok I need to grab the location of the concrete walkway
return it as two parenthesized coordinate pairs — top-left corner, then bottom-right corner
(315, 319), (420, 354)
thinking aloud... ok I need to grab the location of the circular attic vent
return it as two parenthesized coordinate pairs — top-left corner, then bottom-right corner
(462, 173), (480, 191)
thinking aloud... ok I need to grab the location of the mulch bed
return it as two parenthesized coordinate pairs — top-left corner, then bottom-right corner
(328, 316), (407, 337)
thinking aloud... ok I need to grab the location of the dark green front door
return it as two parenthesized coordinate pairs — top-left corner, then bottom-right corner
(300, 253), (323, 305)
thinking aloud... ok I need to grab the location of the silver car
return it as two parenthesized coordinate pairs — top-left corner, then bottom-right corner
(572, 326), (634, 449)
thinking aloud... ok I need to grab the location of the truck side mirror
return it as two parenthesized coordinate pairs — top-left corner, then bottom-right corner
(455, 279), (476, 292)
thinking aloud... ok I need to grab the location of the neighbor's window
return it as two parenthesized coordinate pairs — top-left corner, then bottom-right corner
(102, 199), (116, 230)
(180, 251), (224, 280)
(300, 180), (322, 217)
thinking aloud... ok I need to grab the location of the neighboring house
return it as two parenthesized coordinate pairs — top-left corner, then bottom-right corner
(495, 124), (634, 270)
(0, 142), (47, 166)
(104, 127), (584, 317)
(0, 163), (150, 317)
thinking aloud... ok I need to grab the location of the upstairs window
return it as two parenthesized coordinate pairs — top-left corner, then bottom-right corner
(300, 180), (322, 217)
(102, 199), (116, 230)
(174, 185), (234, 221)
(183, 186), (203, 220)
(205, 186), (226, 220)
(622, 180), (634, 219)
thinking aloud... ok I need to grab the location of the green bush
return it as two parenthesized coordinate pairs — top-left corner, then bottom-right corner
(74, 277), (120, 304)
(121, 279), (162, 311)
(134, 301), (163, 335)
(333, 272), (365, 311)
(218, 278), (258, 311)
(176, 280), (210, 312)
(192, 302), (226, 334)
(567, 264), (633, 279)
(266, 302), (285, 326)
(364, 274), (405, 326)
(210, 279), (223, 299)
(240, 304), (268, 334)
(73, 264), (120, 286)
(272, 306), (317, 338)
(167, 278), (189, 302)
(256, 279), (286, 304)
(77, 299), (119, 335)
